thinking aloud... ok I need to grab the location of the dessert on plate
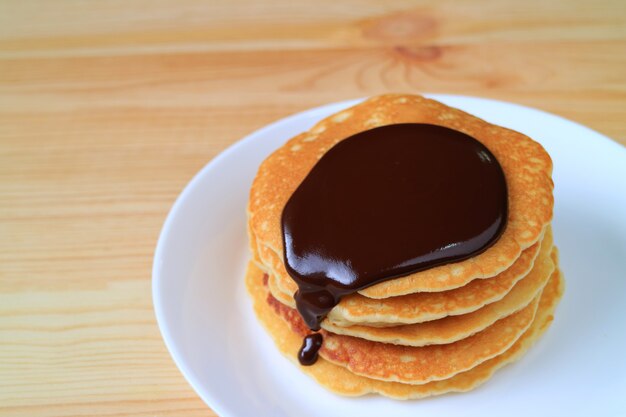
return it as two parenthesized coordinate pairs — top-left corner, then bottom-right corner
(245, 94), (563, 399)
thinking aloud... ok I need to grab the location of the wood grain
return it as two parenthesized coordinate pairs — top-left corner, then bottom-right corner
(0, 0), (624, 415)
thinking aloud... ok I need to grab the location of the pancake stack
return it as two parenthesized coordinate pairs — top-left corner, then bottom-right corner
(246, 94), (563, 399)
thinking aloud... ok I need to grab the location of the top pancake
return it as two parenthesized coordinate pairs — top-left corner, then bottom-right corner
(248, 94), (554, 298)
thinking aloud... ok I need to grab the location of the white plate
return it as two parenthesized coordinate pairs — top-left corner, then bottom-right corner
(153, 95), (626, 417)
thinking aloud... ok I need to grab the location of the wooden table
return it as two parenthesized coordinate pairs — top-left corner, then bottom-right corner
(1, 0), (624, 415)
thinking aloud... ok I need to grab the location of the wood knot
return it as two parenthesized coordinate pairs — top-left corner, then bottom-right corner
(361, 11), (437, 42)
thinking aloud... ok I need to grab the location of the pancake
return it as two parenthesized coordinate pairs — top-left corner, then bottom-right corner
(246, 259), (564, 398)
(264, 227), (552, 327)
(248, 94), (554, 298)
(321, 248), (558, 346)
(269, 284), (539, 385)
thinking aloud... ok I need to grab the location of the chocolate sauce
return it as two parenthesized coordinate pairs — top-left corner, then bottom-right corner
(282, 123), (508, 361)
(298, 333), (324, 366)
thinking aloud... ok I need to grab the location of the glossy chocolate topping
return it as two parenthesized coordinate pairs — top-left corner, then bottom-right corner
(298, 333), (324, 366)
(282, 123), (508, 334)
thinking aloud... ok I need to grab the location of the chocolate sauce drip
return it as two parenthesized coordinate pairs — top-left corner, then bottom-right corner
(282, 123), (508, 332)
(298, 333), (324, 366)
